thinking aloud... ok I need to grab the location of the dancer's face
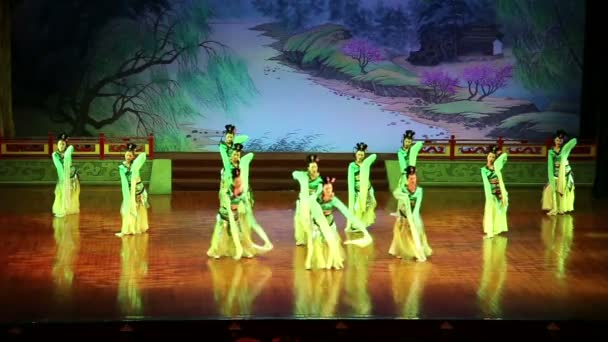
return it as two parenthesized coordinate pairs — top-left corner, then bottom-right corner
(355, 150), (365, 163)
(322, 183), (333, 197)
(487, 152), (496, 165)
(403, 138), (412, 149)
(57, 140), (67, 152)
(225, 133), (234, 144)
(307, 162), (318, 175)
(230, 151), (241, 164)
(407, 173), (417, 187)
(554, 136), (563, 147)
(125, 151), (135, 162)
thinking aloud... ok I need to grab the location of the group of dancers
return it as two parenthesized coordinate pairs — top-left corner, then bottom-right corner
(52, 133), (149, 237)
(50, 126), (578, 269)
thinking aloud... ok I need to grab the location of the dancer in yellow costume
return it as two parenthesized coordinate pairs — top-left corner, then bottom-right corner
(116, 143), (149, 237)
(207, 152), (272, 260)
(542, 130), (577, 215)
(346, 142), (377, 231)
(390, 166), (432, 262)
(292, 154), (323, 246)
(52, 133), (80, 217)
(481, 145), (508, 239)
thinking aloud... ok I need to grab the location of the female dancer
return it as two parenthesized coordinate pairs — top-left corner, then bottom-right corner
(116, 143), (149, 237)
(393, 130), (423, 216)
(481, 145), (508, 239)
(398, 130), (423, 171)
(542, 130), (577, 215)
(303, 176), (369, 270)
(52, 133), (80, 217)
(347, 142), (377, 231)
(218, 124), (248, 163)
(292, 155), (323, 246)
(207, 153), (273, 260)
(390, 166), (432, 262)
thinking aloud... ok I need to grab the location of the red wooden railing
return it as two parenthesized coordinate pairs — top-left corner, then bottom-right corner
(0, 133), (155, 159)
(0, 133), (596, 160)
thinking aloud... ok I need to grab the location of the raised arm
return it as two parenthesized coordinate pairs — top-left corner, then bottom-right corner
(409, 141), (423, 167)
(219, 143), (231, 171)
(347, 163), (356, 213)
(52, 152), (65, 181)
(397, 148), (407, 172)
(561, 138), (578, 160)
(240, 152), (254, 194)
(547, 150), (555, 188)
(481, 168), (492, 202)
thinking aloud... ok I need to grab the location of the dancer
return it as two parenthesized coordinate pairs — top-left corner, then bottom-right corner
(292, 155), (323, 246)
(52, 133), (80, 217)
(481, 145), (508, 239)
(392, 130), (423, 216)
(347, 142), (377, 231)
(116, 143), (149, 237)
(219, 142), (244, 194)
(397, 130), (424, 172)
(542, 130), (577, 215)
(301, 176), (368, 270)
(207, 153), (273, 260)
(390, 166), (432, 262)
(218, 124), (249, 164)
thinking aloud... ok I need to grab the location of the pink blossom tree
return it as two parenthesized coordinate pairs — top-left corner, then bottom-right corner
(341, 39), (384, 74)
(420, 70), (459, 103)
(462, 64), (513, 101)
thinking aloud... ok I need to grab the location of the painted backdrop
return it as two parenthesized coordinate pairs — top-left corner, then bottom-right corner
(11, 0), (585, 152)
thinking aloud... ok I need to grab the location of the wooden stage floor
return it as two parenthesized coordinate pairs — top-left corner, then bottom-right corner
(1, 186), (608, 324)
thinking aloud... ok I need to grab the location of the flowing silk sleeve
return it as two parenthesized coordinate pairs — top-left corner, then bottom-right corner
(481, 168), (492, 202)
(413, 187), (423, 217)
(397, 148), (407, 172)
(52, 152), (64, 181)
(561, 138), (577, 160)
(219, 143), (231, 171)
(292, 170), (309, 199)
(336, 197), (373, 247)
(547, 151), (555, 188)
(334, 197), (364, 231)
(494, 153), (509, 207)
(347, 162), (356, 213)
(558, 138), (577, 194)
(62, 146), (75, 203)
(234, 135), (249, 145)
(240, 152), (254, 194)
(119, 165), (131, 214)
(409, 141), (423, 167)
(359, 153), (377, 211)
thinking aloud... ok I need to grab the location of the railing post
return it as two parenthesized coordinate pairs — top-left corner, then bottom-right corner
(148, 133), (154, 159)
(449, 135), (456, 160)
(99, 133), (105, 160)
(48, 132), (54, 157)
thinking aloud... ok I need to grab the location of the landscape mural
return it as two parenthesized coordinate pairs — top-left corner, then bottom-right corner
(10, 0), (586, 152)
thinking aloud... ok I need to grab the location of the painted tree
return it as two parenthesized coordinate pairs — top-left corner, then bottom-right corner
(341, 39), (384, 74)
(13, 1), (254, 137)
(420, 70), (459, 103)
(497, 0), (584, 91)
(462, 64), (513, 101)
